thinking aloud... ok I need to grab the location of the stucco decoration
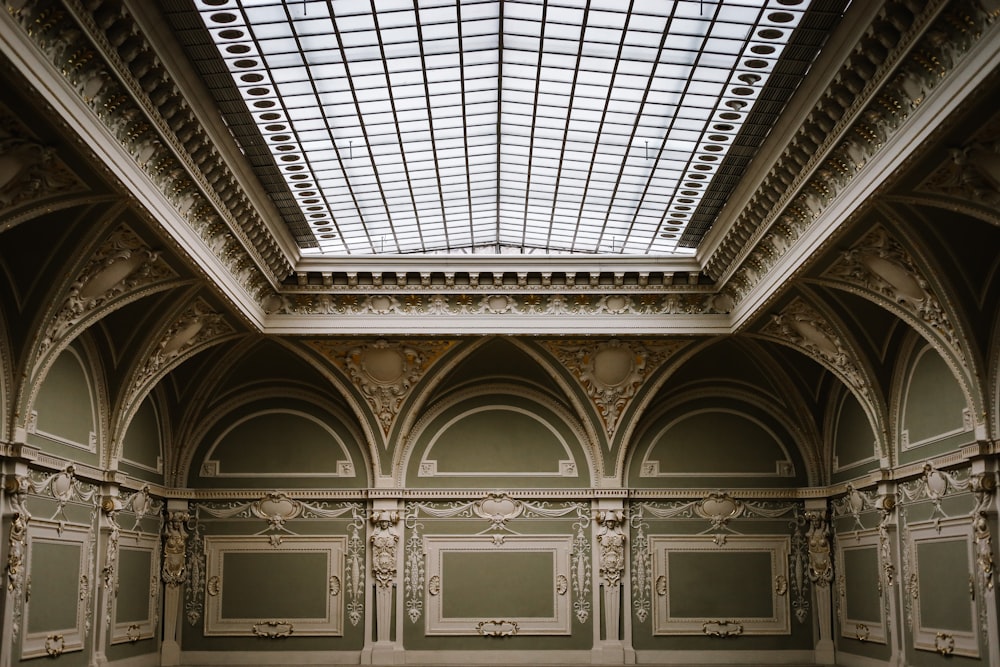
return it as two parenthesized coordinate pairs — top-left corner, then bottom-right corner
(371, 510), (400, 641)
(4, 475), (29, 640)
(920, 111), (1000, 211)
(0, 110), (82, 214)
(898, 463), (972, 527)
(596, 510), (626, 640)
(877, 494), (896, 588)
(831, 484), (878, 534)
(542, 339), (686, 438)
(35, 225), (175, 375)
(630, 506), (651, 623)
(162, 510), (189, 588)
(805, 510), (834, 586)
(265, 290), (731, 318)
(101, 496), (121, 630)
(823, 227), (966, 367)
(308, 338), (456, 438)
(124, 300), (234, 410)
(759, 299), (885, 448)
(709, 0), (998, 301)
(972, 473), (996, 592)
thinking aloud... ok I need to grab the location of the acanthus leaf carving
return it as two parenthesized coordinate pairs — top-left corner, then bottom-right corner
(36, 225), (175, 371)
(162, 510), (190, 588)
(308, 339), (456, 437)
(822, 227), (965, 365)
(543, 339), (685, 438)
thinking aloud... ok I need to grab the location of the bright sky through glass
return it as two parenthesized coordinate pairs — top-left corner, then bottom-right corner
(196, 0), (811, 256)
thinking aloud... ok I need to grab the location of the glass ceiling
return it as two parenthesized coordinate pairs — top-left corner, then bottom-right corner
(192, 0), (816, 256)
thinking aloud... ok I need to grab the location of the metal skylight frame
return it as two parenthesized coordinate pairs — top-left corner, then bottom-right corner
(193, 0), (814, 256)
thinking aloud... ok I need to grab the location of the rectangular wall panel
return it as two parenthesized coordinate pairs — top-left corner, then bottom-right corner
(908, 517), (978, 657)
(424, 535), (573, 636)
(21, 520), (91, 659)
(836, 530), (887, 644)
(650, 535), (790, 636)
(111, 532), (160, 644)
(204, 535), (345, 637)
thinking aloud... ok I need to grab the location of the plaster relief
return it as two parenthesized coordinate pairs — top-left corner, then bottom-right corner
(543, 339), (685, 438)
(308, 338), (456, 437)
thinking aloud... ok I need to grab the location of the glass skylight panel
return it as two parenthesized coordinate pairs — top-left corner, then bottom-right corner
(197, 0), (815, 255)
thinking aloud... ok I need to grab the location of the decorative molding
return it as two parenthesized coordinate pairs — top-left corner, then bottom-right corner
(162, 509), (189, 588)
(203, 535), (345, 637)
(806, 510), (834, 586)
(251, 621), (294, 639)
(898, 463), (972, 525)
(637, 495), (799, 545)
(630, 506), (651, 623)
(835, 530), (888, 644)
(110, 532), (160, 645)
(33, 224), (176, 378)
(345, 514), (365, 627)
(919, 111), (1000, 209)
(184, 517), (205, 627)
(702, 620), (744, 638)
(370, 510), (399, 641)
(650, 535), (790, 636)
(263, 290), (732, 319)
(711, 0), (999, 301)
(971, 472), (996, 592)
(423, 535), (573, 636)
(476, 619), (518, 637)
(307, 338), (456, 437)
(541, 339), (686, 438)
(126, 300), (235, 411)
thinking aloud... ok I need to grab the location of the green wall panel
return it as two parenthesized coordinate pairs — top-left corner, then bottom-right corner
(843, 546), (881, 623)
(834, 394), (875, 468)
(116, 548), (152, 623)
(32, 351), (94, 447)
(210, 412), (349, 475)
(221, 552), (328, 618)
(121, 398), (161, 471)
(903, 350), (965, 444)
(668, 551), (773, 618)
(429, 409), (568, 473)
(647, 412), (787, 474)
(441, 551), (554, 618)
(916, 540), (972, 633)
(26, 541), (80, 633)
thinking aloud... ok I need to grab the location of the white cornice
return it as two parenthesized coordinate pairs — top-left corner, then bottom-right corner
(294, 253), (701, 275)
(0, 10), (267, 329)
(730, 20), (1000, 330)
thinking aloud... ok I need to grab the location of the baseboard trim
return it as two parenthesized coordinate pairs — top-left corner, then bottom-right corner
(401, 649), (595, 664)
(105, 651), (160, 667)
(180, 650), (363, 665)
(634, 649), (817, 664)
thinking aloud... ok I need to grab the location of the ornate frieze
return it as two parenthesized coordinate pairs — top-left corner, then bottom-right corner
(34, 225), (176, 374)
(2, 0), (290, 297)
(920, 111), (1000, 210)
(542, 339), (686, 438)
(263, 290), (731, 318)
(709, 0), (998, 303)
(307, 338), (456, 438)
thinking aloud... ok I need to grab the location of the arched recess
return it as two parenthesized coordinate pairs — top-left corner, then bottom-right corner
(614, 336), (823, 486)
(392, 336), (603, 480)
(811, 219), (987, 433)
(625, 388), (812, 489)
(179, 389), (371, 490)
(24, 338), (107, 467)
(825, 384), (881, 485)
(747, 286), (890, 467)
(397, 384), (597, 488)
(14, 216), (187, 437)
(107, 289), (239, 468)
(891, 333), (975, 465)
(118, 387), (168, 486)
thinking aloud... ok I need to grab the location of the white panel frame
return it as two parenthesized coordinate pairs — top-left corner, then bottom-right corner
(836, 530), (887, 644)
(204, 535), (345, 637)
(21, 520), (91, 660)
(111, 532), (161, 645)
(424, 535), (573, 636)
(908, 517), (979, 658)
(650, 535), (790, 636)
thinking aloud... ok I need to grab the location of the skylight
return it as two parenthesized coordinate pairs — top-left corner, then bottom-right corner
(194, 0), (813, 256)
